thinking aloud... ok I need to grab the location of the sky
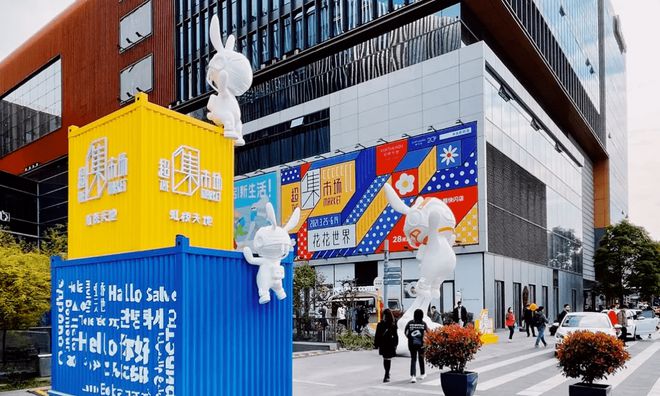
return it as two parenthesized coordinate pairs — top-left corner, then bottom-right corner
(0, 0), (658, 239)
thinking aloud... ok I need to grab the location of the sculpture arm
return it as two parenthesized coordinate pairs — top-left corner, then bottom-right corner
(243, 247), (264, 265)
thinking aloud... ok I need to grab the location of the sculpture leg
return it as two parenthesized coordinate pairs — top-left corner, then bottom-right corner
(234, 120), (246, 146)
(258, 288), (271, 304)
(274, 282), (287, 300)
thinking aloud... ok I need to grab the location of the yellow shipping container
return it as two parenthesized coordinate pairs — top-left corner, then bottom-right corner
(68, 93), (234, 259)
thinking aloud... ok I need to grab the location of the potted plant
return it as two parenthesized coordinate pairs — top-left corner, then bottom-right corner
(425, 324), (483, 396)
(556, 330), (630, 395)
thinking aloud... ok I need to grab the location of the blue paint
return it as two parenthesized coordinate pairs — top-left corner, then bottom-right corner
(50, 236), (293, 396)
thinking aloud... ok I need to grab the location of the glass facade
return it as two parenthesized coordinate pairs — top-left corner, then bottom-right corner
(602, 2), (627, 223)
(504, 0), (602, 142)
(0, 59), (62, 157)
(174, 0), (461, 104)
(485, 71), (584, 273)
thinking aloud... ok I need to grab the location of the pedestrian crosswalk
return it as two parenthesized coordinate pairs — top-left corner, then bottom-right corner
(413, 338), (660, 396)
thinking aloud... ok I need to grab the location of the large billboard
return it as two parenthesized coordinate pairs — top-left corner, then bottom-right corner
(280, 121), (479, 260)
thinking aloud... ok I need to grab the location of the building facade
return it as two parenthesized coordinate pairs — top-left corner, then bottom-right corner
(0, 0), (627, 325)
(172, 0), (627, 324)
(0, 0), (175, 240)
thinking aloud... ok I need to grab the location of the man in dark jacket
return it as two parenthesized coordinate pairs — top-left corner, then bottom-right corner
(523, 304), (536, 337)
(452, 301), (468, 326)
(550, 304), (571, 336)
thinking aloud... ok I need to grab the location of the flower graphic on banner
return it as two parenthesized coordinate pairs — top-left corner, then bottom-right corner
(395, 173), (415, 196)
(440, 145), (459, 166)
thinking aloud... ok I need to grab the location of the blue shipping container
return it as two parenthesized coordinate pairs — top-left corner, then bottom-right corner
(50, 236), (293, 396)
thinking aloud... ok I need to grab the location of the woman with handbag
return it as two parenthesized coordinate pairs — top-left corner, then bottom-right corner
(374, 309), (399, 382)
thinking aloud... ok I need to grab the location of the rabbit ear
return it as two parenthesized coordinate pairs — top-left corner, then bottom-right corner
(225, 35), (236, 51)
(284, 207), (301, 233)
(266, 202), (277, 229)
(210, 15), (223, 51)
(383, 183), (410, 214)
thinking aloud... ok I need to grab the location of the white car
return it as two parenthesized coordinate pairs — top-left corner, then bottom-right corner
(554, 312), (619, 349)
(600, 309), (659, 339)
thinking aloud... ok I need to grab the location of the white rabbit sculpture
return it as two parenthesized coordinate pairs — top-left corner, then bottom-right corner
(243, 202), (301, 304)
(206, 15), (253, 146)
(383, 183), (457, 354)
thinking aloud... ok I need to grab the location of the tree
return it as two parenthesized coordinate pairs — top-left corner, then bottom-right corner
(0, 231), (52, 362)
(293, 263), (316, 338)
(594, 220), (660, 304)
(40, 224), (68, 260)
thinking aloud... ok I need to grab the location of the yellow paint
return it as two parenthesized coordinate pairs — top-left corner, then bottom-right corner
(417, 146), (437, 191)
(356, 178), (391, 242)
(479, 332), (500, 344)
(68, 93), (234, 258)
(454, 203), (479, 245)
(281, 182), (302, 231)
(312, 161), (356, 216)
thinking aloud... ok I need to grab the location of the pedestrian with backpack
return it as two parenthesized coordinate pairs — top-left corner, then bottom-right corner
(534, 306), (549, 348)
(405, 309), (428, 383)
(374, 309), (398, 383)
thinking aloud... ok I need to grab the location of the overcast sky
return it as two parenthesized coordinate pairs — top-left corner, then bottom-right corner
(0, 0), (658, 239)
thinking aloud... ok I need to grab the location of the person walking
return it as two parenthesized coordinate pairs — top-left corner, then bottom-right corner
(452, 301), (468, 327)
(429, 306), (441, 324)
(405, 309), (428, 383)
(617, 307), (628, 345)
(534, 306), (549, 348)
(505, 307), (516, 342)
(336, 304), (347, 329)
(523, 304), (536, 337)
(374, 309), (399, 382)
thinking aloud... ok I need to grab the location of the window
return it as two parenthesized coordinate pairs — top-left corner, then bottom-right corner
(261, 28), (269, 64)
(1, 59), (62, 157)
(119, 1), (152, 51)
(120, 55), (153, 102)
(272, 23), (280, 59)
(294, 12), (303, 49)
(306, 7), (317, 46)
(284, 17), (292, 53)
(529, 284), (536, 304)
(542, 286), (548, 315)
(235, 109), (330, 175)
(571, 289), (577, 312)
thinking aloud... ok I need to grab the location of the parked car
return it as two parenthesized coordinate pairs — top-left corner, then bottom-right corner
(554, 312), (619, 350)
(600, 309), (659, 340)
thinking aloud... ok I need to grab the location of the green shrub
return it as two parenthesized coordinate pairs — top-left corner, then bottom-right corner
(337, 331), (374, 350)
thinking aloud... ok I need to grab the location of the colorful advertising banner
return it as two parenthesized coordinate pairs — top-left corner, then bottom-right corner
(281, 121), (479, 261)
(234, 172), (279, 249)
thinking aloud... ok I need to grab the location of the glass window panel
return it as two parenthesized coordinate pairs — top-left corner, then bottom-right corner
(1, 59), (62, 156)
(272, 23), (280, 58)
(120, 55), (154, 102)
(306, 8), (317, 46)
(119, 1), (153, 51)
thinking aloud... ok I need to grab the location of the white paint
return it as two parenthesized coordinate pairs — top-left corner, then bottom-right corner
(603, 342), (660, 389)
(158, 145), (222, 202)
(476, 358), (557, 391)
(647, 374), (660, 396)
(77, 137), (128, 203)
(292, 379), (337, 387)
(516, 373), (569, 396)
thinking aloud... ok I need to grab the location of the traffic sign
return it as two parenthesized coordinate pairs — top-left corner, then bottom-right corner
(384, 275), (402, 282)
(383, 279), (401, 286)
(373, 277), (383, 289)
(384, 267), (401, 273)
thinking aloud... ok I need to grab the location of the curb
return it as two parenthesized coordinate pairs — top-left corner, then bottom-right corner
(293, 349), (346, 359)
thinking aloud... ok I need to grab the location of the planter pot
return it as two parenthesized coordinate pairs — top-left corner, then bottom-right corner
(440, 371), (478, 396)
(568, 383), (612, 396)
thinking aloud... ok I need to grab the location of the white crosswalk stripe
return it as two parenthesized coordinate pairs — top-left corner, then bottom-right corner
(476, 358), (557, 391)
(600, 342), (660, 389)
(516, 373), (569, 396)
(647, 375), (660, 396)
(422, 349), (552, 387)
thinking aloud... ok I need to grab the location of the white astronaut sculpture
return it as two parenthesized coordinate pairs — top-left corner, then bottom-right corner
(243, 203), (301, 304)
(206, 15), (253, 146)
(383, 183), (457, 354)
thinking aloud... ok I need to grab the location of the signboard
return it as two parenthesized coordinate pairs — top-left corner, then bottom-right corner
(234, 172), (278, 249)
(373, 277), (383, 289)
(280, 121), (479, 261)
(67, 93), (234, 258)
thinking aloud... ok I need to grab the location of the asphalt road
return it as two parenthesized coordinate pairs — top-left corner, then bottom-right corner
(294, 329), (660, 396)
